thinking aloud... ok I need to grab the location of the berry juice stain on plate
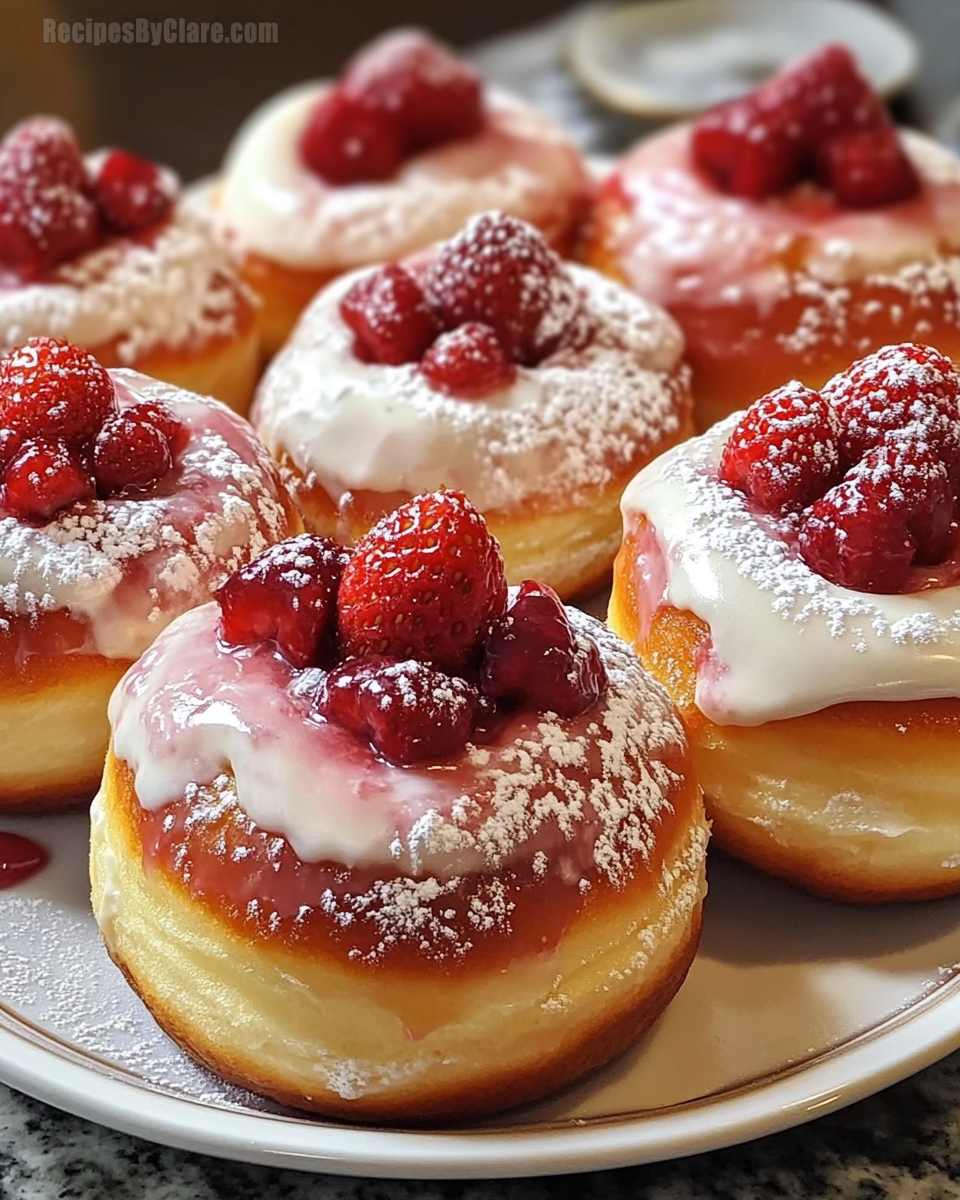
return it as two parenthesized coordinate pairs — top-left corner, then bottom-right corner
(0, 832), (48, 889)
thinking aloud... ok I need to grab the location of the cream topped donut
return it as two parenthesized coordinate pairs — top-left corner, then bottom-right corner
(584, 45), (960, 431)
(0, 338), (299, 808)
(0, 117), (259, 412)
(609, 342), (960, 903)
(214, 29), (592, 356)
(253, 211), (692, 599)
(91, 491), (707, 1122)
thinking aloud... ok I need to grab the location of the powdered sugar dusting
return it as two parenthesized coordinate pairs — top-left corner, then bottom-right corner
(0, 370), (291, 658)
(0, 206), (247, 361)
(621, 418), (960, 725)
(253, 262), (688, 512)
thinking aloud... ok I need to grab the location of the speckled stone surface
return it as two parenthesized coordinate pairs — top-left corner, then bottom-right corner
(4, 1053), (960, 1200)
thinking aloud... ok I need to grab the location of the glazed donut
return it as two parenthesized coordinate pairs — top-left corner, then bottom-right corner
(583, 46), (960, 431)
(0, 117), (259, 413)
(214, 29), (592, 357)
(90, 492), (707, 1122)
(0, 345), (299, 810)
(253, 211), (692, 599)
(609, 343), (960, 903)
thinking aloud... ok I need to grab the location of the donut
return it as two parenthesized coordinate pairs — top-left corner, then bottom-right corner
(582, 45), (960, 431)
(253, 211), (693, 599)
(0, 338), (300, 810)
(90, 491), (707, 1122)
(0, 116), (259, 413)
(213, 29), (592, 358)
(609, 342), (960, 903)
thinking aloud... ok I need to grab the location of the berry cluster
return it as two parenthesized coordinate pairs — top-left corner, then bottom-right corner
(0, 116), (175, 282)
(216, 492), (608, 765)
(300, 30), (483, 186)
(0, 337), (185, 523)
(692, 44), (919, 208)
(718, 343), (960, 593)
(339, 212), (583, 397)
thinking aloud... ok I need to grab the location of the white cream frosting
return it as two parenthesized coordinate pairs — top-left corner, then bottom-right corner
(109, 599), (685, 882)
(252, 263), (687, 513)
(217, 82), (590, 271)
(621, 416), (960, 726)
(0, 207), (246, 362)
(0, 371), (291, 660)
(608, 126), (960, 313)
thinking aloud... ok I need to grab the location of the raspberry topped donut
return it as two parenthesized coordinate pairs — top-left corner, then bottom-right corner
(214, 29), (592, 357)
(91, 491), (707, 1122)
(0, 116), (259, 412)
(610, 342), (960, 903)
(584, 45), (960, 431)
(0, 337), (299, 808)
(253, 211), (692, 599)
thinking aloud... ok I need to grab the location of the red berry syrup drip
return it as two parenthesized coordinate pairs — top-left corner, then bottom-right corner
(0, 831), (48, 889)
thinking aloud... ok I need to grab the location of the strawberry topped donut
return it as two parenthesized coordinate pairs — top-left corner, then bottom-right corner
(0, 337), (299, 809)
(610, 342), (960, 903)
(253, 211), (693, 599)
(91, 491), (707, 1121)
(0, 117), (259, 412)
(214, 28), (593, 357)
(584, 45), (960, 430)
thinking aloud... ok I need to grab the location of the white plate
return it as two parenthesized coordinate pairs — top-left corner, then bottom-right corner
(3, 801), (960, 1178)
(567, 0), (920, 118)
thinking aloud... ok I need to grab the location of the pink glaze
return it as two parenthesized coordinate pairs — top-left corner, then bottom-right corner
(0, 369), (292, 662)
(603, 124), (960, 313)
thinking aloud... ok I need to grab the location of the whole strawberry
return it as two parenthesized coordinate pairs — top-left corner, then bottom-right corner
(338, 490), (507, 671)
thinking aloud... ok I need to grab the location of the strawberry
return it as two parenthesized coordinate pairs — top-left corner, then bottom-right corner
(0, 116), (87, 193)
(419, 322), (515, 397)
(0, 338), (116, 447)
(817, 126), (920, 209)
(691, 96), (807, 200)
(93, 149), (176, 234)
(2, 438), (93, 522)
(123, 399), (189, 456)
(299, 89), (404, 185)
(822, 343), (960, 476)
(718, 381), (842, 511)
(338, 490), (507, 671)
(481, 581), (606, 717)
(92, 411), (173, 496)
(341, 29), (483, 152)
(319, 655), (478, 764)
(217, 535), (350, 669)
(339, 264), (440, 364)
(426, 212), (580, 365)
(0, 179), (98, 280)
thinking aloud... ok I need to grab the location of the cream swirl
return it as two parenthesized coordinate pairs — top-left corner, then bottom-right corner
(620, 417), (960, 726)
(216, 83), (591, 271)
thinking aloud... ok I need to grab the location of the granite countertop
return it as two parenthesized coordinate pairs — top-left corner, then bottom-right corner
(4, 1049), (960, 1198)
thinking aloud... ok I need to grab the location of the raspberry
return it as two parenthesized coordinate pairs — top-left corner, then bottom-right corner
(822, 343), (960, 476)
(798, 440), (953, 592)
(338, 490), (507, 671)
(0, 116), (87, 192)
(817, 127), (920, 209)
(718, 382), (842, 511)
(299, 88), (404, 185)
(0, 427), (23, 470)
(692, 44), (889, 200)
(217, 535), (350, 669)
(93, 150), (176, 234)
(481, 581), (606, 717)
(0, 179), (98, 280)
(339, 264), (440, 365)
(319, 656), (478, 764)
(92, 412), (173, 496)
(342, 29), (484, 153)
(2, 438), (93, 523)
(426, 213), (580, 365)
(123, 400), (189, 456)
(419, 322), (515, 398)
(0, 338), (116, 447)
